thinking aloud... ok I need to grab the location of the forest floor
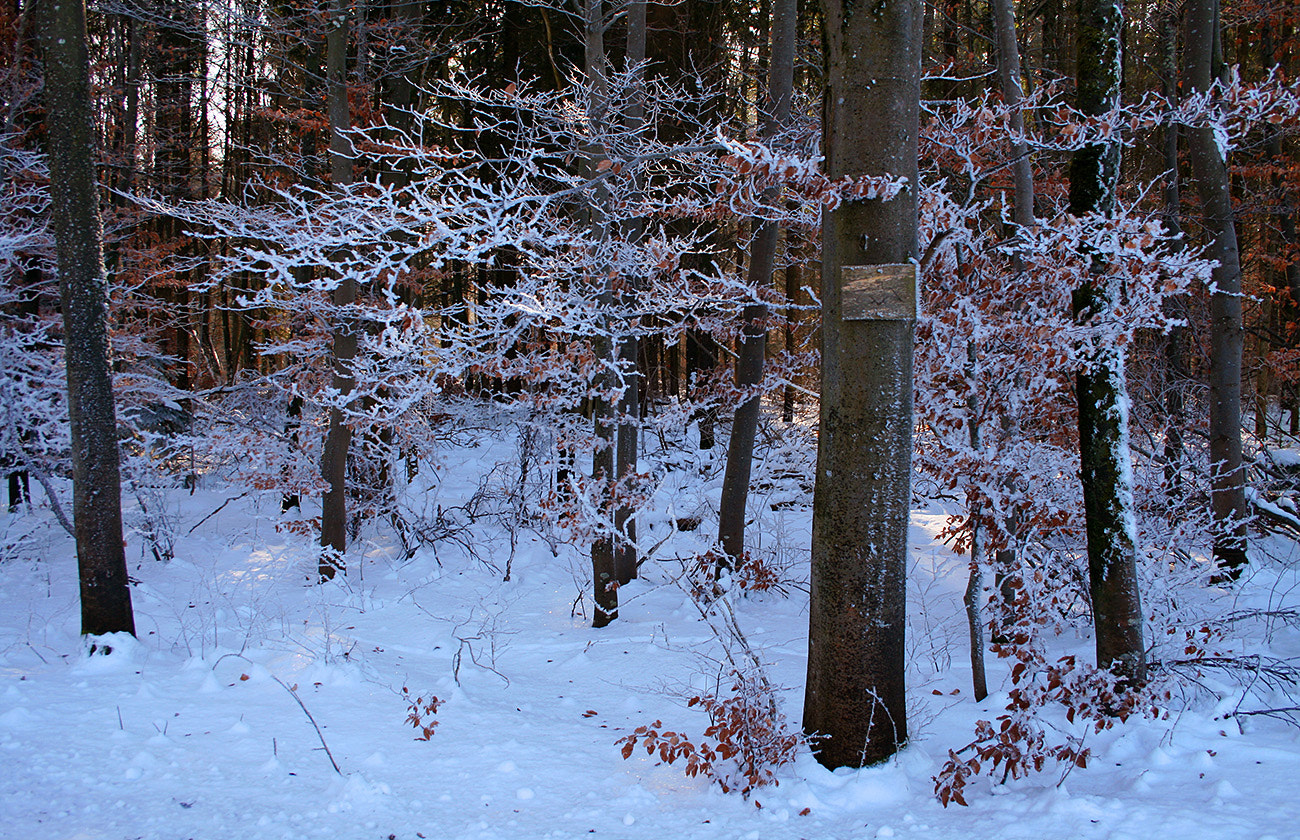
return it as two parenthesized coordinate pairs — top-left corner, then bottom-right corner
(3, 406), (1300, 840)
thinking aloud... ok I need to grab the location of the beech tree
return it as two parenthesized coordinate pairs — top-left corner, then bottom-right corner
(803, 0), (920, 768)
(1069, 0), (1146, 686)
(36, 0), (136, 638)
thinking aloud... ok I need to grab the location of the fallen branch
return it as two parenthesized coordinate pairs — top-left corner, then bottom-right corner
(272, 675), (343, 775)
(28, 465), (73, 537)
(1246, 487), (1300, 540)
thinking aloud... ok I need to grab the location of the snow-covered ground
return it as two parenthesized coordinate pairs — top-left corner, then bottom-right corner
(4, 416), (1300, 840)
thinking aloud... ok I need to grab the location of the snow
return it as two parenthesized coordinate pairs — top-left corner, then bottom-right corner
(4, 422), (1300, 840)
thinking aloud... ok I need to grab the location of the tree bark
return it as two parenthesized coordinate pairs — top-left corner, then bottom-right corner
(1185, 0), (1248, 575)
(803, 0), (920, 769)
(1070, 0), (1146, 685)
(717, 0), (796, 566)
(37, 0), (137, 637)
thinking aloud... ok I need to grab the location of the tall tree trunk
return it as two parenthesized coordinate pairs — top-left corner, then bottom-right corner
(717, 0), (796, 565)
(989, 0), (1034, 639)
(319, 0), (356, 580)
(804, 0), (920, 769)
(1070, 0), (1146, 685)
(1185, 0), (1248, 575)
(37, 0), (136, 637)
(1160, 6), (1187, 497)
(585, 0), (619, 627)
(613, 0), (647, 586)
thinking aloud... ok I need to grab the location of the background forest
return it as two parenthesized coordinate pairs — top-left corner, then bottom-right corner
(4, 0), (1300, 837)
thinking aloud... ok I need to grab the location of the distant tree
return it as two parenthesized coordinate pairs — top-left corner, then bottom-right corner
(36, 0), (136, 637)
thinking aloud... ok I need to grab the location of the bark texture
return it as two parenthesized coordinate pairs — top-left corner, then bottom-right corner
(803, 0), (920, 769)
(38, 0), (137, 637)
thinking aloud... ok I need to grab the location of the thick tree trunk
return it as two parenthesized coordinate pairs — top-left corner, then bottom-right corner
(1185, 0), (1248, 575)
(718, 0), (796, 565)
(1070, 0), (1146, 685)
(319, 0), (356, 580)
(38, 0), (137, 637)
(803, 0), (919, 769)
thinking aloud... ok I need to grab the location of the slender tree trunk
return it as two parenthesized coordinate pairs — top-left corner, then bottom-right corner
(718, 0), (796, 565)
(989, 0), (1034, 628)
(964, 344), (988, 701)
(991, 0), (1033, 233)
(1184, 0), (1247, 575)
(687, 328), (717, 449)
(319, 0), (356, 580)
(1160, 6), (1187, 497)
(804, 0), (920, 769)
(37, 0), (136, 637)
(782, 261), (801, 422)
(1070, 0), (1146, 685)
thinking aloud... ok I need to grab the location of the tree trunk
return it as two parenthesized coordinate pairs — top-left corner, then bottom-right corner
(37, 0), (137, 637)
(1185, 0), (1248, 575)
(585, 0), (619, 627)
(686, 328), (717, 449)
(614, 0), (648, 586)
(988, 0), (1034, 629)
(782, 261), (801, 423)
(991, 0), (1033, 233)
(1159, 6), (1187, 497)
(1070, 0), (1146, 685)
(319, 0), (356, 580)
(717, 0), (796, 565)
(965, 344), (988, 702)
(803, 0), (920, 769)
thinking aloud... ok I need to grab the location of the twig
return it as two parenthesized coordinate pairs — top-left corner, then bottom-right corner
(188, 491), (250, 535)
(272, 675), (343, 775)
